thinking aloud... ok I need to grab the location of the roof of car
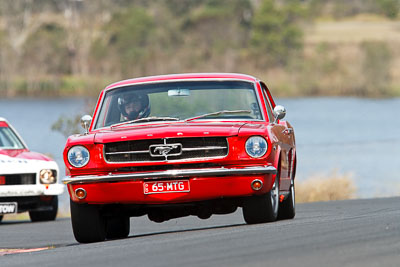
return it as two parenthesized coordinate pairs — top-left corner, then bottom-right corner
(0, 118), (10, 128)
(104, 73), (259, 91)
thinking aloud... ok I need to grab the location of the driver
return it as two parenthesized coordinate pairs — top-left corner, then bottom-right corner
(118, 92), (150, 121)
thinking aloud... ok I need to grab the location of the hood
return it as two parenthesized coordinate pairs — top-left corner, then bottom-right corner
(0, 154), (58, 175)
(94, 122), (248, 143)
(236, 123), (269, 136)
(0, 149), (53, 161)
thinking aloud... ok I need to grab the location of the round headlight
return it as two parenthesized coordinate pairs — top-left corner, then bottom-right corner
(245, 136), (268, 158)
(40, 169), (57, 184)
(68, 146), (90, 168)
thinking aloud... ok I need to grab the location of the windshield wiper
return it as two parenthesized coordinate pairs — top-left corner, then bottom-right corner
(184, 110), (252, 122)
(111, 117), (180, 129)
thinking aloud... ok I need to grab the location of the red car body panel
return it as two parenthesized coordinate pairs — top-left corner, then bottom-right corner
(67, 174), (275, 205)
(94, 122), (246, 142)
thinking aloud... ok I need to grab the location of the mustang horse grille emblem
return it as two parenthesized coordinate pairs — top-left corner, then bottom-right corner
(154, 145), (177, 156)
(149, 143), (182, 158)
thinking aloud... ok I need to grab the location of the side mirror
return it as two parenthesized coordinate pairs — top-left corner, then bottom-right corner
(80, 115), (92, 134)
(273, 105), (286, 123)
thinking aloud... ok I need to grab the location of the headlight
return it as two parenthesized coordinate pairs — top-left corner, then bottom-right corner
(40, 169), (57, 184)
(68, 146), (90, 168)
(245, 136), (268, 158)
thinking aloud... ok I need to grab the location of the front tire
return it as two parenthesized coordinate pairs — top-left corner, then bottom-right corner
(243, 177), (279, 224)
(278, 156), (296, 220)
(278, 178), (295, 220)
(105, 216), (130, 239)
(29, 196), (58, 222)
(70, 200), (106, 243)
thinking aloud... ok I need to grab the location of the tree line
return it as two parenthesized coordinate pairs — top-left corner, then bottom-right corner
(0, 0), (398, 98)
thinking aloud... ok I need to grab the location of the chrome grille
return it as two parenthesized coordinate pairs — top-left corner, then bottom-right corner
(104, 137), (228, 162)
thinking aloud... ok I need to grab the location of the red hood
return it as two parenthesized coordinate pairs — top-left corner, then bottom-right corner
(0, 149), (53, 161)
(93, 122), (250, 143)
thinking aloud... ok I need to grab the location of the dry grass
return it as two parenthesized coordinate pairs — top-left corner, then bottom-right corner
(304, 18), (400, 92)
(296, 171), (357, 203)
(2, 213), (30, 222)
(304, 20), (400, 44)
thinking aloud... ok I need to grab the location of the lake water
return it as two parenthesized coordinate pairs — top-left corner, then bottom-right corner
(0, 97), (399, 209)
(280, 97), (400, 198)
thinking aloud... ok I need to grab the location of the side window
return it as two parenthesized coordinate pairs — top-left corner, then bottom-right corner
(260, 82), (275, 122)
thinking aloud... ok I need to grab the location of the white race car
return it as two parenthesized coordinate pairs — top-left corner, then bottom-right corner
(0, 118), (64, 222)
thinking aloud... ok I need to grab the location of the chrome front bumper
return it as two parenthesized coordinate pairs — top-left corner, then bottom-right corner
(63, 166), (277, 185)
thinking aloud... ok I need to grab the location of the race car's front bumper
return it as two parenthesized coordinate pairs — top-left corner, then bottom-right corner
(0, 184), (64, 197)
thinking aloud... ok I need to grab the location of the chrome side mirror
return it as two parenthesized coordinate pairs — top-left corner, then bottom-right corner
(273, 105), (286, 123)
(80, 115), (92, 135)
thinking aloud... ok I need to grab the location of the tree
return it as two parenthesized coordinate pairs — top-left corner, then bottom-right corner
(250, 0), (304, 67)
(377, 0), (399, 19)
(178, 0), (252, 72)
(91, 7), (156, 77)
(23, 23), (70, 75)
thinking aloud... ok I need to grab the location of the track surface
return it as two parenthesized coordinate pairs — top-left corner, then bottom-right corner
(0, 197), (400, 267)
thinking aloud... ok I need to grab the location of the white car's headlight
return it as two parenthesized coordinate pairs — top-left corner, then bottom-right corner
(40, 169), (57, 184)
(68, 146), (90, 168)
(245, 136), (268, 158)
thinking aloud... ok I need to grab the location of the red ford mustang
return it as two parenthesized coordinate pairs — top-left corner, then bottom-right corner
(63, 73), (296, 243)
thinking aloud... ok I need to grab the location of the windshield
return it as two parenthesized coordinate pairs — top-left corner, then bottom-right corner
(0, 126), (25, 149)
(93, 80), (263, 129)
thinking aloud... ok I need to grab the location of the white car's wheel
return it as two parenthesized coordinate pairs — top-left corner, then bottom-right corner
(29, 196), (58, 222)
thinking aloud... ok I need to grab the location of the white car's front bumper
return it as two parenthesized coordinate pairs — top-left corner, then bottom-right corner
(0, 184), (64, 197)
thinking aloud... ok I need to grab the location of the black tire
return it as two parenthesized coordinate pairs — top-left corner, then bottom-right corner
(278, 179), (295, 220)
(278, 156), (296, 220)
(243, 177), (279, 224)
(105, 216), (130, 239)
(0, 215), (3, 223)
(29, 196), (58, 222)
(70, 200), (106, 243)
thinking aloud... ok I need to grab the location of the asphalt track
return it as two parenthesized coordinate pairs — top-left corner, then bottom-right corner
(0, 197), (399, 267)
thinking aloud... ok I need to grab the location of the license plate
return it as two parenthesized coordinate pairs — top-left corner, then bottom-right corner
(0, 202), (17, 214)
(144, 180), (190, 194)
